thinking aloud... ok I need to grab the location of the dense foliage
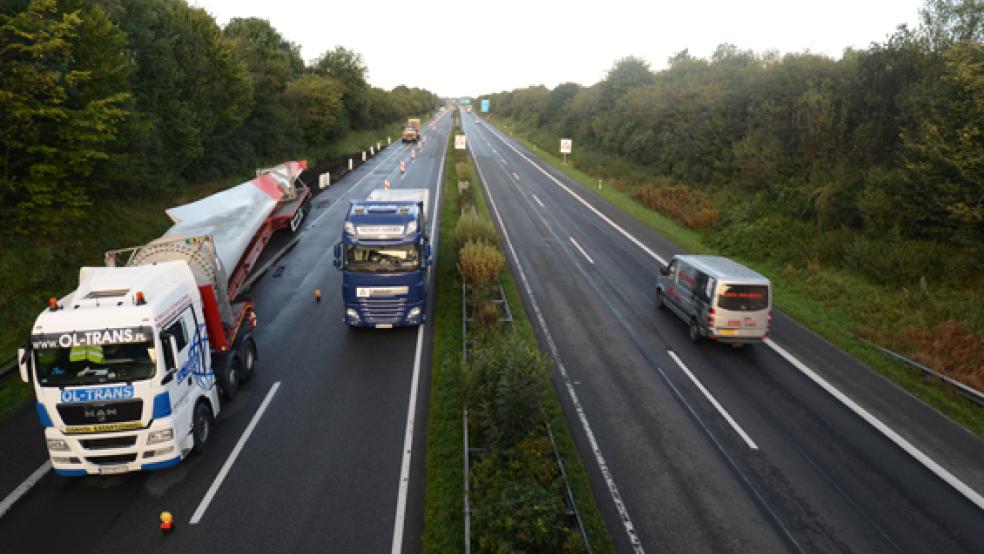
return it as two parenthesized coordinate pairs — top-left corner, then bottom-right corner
(481, 0), (983, 256)
(0, 0), (440, 236)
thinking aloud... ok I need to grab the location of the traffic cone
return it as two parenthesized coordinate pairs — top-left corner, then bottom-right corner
(315, 289), (321, 303)
(160, 511), (174, 534)
(384, 178), (391, 190)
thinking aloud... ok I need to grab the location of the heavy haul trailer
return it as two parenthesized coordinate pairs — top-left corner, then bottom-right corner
(17, 161), (307, 476)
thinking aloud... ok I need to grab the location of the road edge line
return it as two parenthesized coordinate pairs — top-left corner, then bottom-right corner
(0, 460), (51, 519)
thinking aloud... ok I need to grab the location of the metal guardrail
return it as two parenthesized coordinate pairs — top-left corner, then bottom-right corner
(854, 335), (984, 407)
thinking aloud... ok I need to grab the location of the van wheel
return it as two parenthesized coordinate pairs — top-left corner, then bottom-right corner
(656, 288), (665, 309)
(688, 318), (701, 342)
(192, 401), (213, 455)
(241, 338), (257, 382)
(220, 357), (240, 401)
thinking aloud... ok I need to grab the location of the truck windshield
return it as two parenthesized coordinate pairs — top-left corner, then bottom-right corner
(717, 285), (769, 311)
(35, 342), (157, 387)
(345, 245), (420, 272)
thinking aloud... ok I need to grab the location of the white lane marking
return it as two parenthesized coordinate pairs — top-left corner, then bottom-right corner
(569, 237), (595, 265)
(667, 351), (758, 450)
(531, 194), (545, 208)
(765, 339), (984, 510)
(484, 125), (665, 265)
(512, 172), (519, 180)
(390, 117), (447, 554)
(484, 120), (984, 510)
(308, 144), (409, 228)
(473, 152), (644, 553)
(190, 381), (281, 524)
(0, 460), (50, 519)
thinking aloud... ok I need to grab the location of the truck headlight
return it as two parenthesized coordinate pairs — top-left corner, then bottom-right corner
(147, 428), (173, 445)
(405, 221), (417, 235)
(47, 438), (69, 451)
(346, 308), (360, 320)
(344, 222), (355, 235)
(407, 307), (421, 319)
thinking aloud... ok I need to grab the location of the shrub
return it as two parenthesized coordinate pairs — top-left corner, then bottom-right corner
(455, 161), (469, 181)
(632, 184), (720, 229)
(455, 213), (498, 250)
(843, 237), (981, 287)
(864, 320), (984, 393)
(464, 337), (550, 450)
(457, 181), (476, 212)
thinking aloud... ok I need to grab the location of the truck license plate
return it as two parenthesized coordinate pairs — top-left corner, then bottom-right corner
(98, 463), (129, 475)
(375, 324), (393, 329)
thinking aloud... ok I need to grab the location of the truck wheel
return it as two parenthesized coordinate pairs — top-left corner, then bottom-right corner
(219, 356), (240, 401)
(688, 318), (701, 342)
(192, 401), (213, 455)
(656, 288), (665, 309)
(241, 338), (257, 382)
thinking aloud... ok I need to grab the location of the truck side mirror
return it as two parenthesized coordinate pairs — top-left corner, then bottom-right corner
(17, 347), (30, 383)
(333, 243), (342, 270)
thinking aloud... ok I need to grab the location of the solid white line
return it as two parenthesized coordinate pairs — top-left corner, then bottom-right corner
(512, 172), (519, 180)
(531, 194), (545, 208)
(472, 148), (645, 553)
(569, 237), (595, 265)
(0, 460), (51, 519)
(390, 117), (447, 554)
(485, 120), (984, 511)
(190, 381), (281, 524)
(765, 339), (984, 510)
(667, 351), (759, 450)
(484, 125), (665, 266)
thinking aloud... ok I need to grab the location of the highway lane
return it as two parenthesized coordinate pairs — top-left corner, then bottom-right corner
(0, 110), (451, 553)
(461, 110), (984, 553)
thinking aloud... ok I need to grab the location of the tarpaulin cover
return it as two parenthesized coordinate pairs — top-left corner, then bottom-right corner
(163, 172), (289, 273)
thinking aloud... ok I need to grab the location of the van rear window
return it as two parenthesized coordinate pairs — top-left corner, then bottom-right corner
(717, 285), (769, 311)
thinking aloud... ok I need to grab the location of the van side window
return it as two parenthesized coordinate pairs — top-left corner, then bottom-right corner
(694, 272), (710, 301)
(163, 316), (188, 353)
(677, 264), (698, 293)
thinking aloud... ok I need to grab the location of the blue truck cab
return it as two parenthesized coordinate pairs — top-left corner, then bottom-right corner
(334, 197), (431, 328)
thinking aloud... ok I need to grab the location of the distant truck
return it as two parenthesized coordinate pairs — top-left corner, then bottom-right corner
(17, 161), (308, 476)
(334, 188), (432, 327)
(656, 255), (772, 345)
(402, 118), (421, 143)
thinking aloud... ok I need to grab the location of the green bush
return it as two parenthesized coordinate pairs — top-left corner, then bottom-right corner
(457, 240), (504, 287)
(455, 213), (498, 250)
(708, 214), (816, 266)
(464, 337), (550, 450)
(458, 181), (477, 212)
(844, 237), (981, 287)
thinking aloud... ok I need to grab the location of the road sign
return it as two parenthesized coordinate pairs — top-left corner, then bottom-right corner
(560, 139), (572, 154)
(455, 135), (467, 150)
(481, 99), (490, 113)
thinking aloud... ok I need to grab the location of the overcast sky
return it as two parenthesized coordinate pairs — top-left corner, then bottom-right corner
(190, 0), (925, 98)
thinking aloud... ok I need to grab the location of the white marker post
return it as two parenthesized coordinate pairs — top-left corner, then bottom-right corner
(349, 158), (354, 171)
(370, 146), (375, 156)
(362, 151), (367, 162)
(319, 172), (330, 189)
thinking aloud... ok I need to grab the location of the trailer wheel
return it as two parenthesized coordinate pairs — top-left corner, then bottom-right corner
(241, 338), (257, 382)
(219, 356), (240, 401)
(688, 318), (701, 342)
(192, 401), (213, 455)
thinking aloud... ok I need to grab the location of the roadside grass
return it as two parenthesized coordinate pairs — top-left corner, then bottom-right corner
(487, 115), (984, 439)
(0, 124), (403, 422)
(424, 118), (615, 552)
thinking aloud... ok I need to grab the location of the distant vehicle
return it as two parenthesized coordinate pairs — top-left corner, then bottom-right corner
(17, 161), (309, 476)
(402, 118), (421, 143)
(656, 255), (771, 345)
(334, 188), (432, 328)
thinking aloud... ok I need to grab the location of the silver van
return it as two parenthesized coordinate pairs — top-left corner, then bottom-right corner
(656, 255), (772, 345)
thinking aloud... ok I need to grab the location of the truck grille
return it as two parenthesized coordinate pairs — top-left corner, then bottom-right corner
(359, 298), (406, 323)
(85, 453), (137, 465)
(57, 400), (143, 425)
(80, 436), (137, 450)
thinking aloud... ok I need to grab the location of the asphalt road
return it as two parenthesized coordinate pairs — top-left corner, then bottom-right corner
(460, 110), (984, 553)
(0, 110), (452, 553)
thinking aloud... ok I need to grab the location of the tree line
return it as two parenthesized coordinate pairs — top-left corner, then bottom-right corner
(481, 0), (983, 254)
(0, 0), (441, 235)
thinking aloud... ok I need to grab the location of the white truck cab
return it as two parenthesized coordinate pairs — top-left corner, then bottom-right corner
(19, 259), (252, 476)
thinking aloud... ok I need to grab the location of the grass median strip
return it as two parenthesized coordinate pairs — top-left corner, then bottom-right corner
(424, 113), (613, 553)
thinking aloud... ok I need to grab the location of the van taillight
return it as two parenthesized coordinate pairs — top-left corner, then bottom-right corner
(708, 307), (715, 326)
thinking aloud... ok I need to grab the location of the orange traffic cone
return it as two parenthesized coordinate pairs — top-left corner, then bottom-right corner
(160, 511), (174, 534)
(315, 289), (321, 303)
